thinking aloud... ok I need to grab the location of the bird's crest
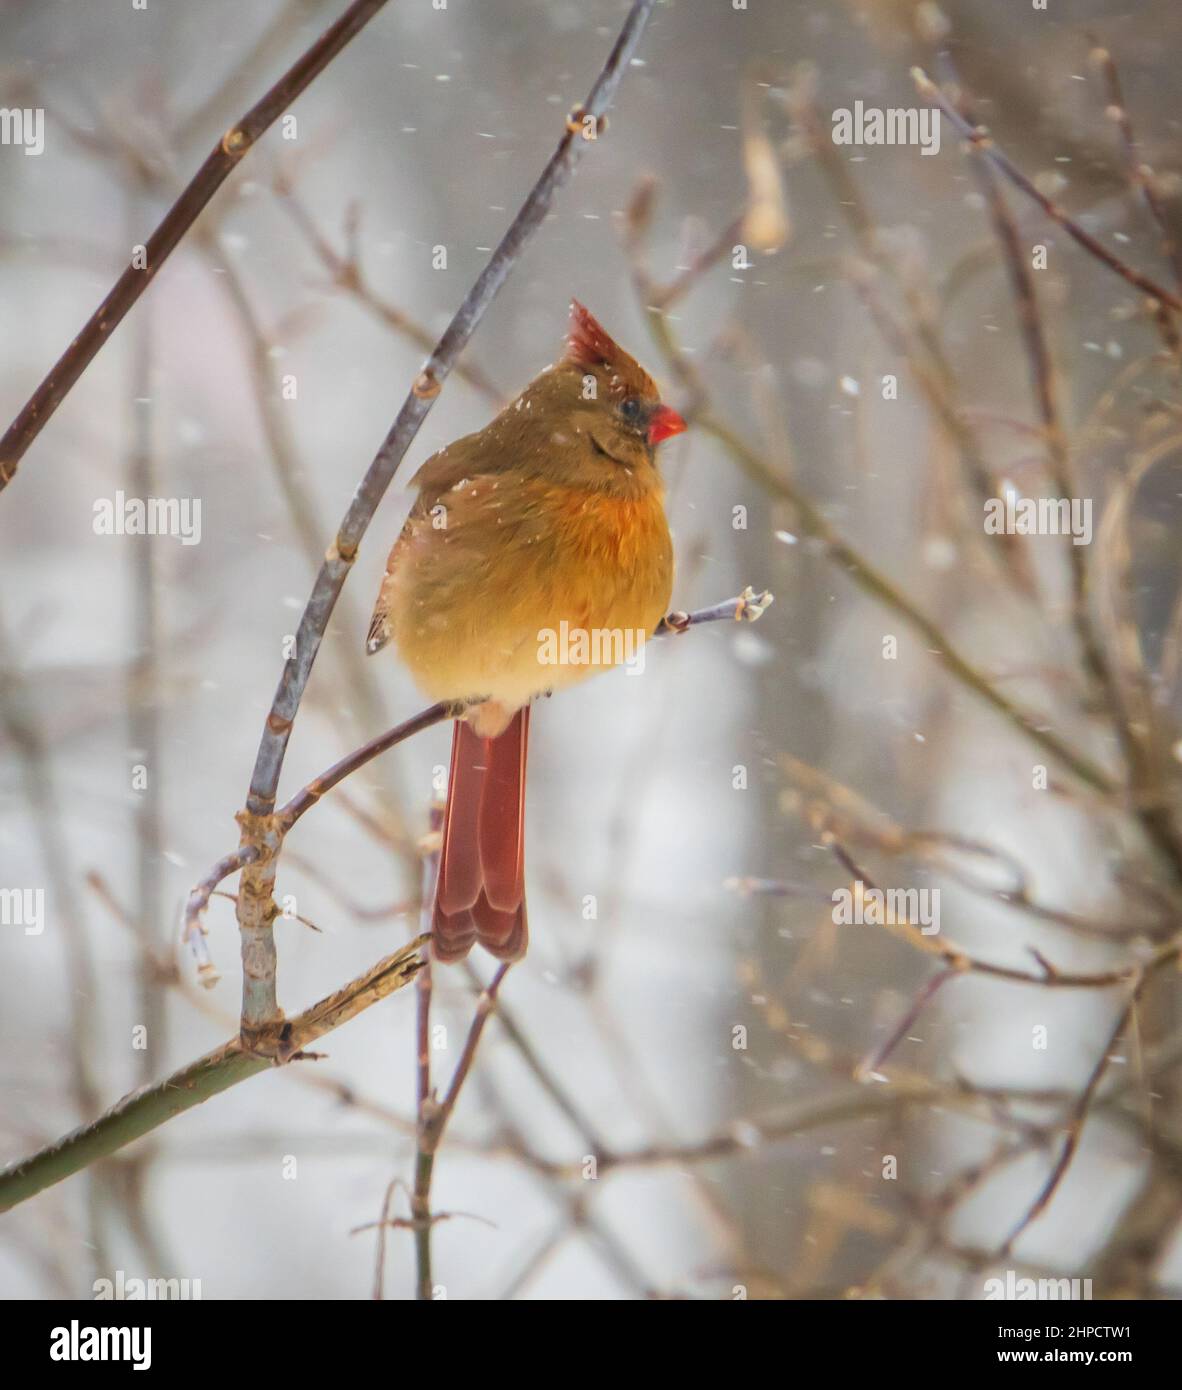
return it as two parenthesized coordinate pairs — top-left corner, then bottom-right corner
(562, 301), (656, 398)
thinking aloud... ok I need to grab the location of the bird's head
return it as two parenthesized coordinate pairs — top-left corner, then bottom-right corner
(559, 299), (686, 461)
(511, 302), (685, 493)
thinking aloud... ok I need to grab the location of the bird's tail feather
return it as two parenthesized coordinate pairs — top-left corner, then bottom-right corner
(433, 708), (529, 963)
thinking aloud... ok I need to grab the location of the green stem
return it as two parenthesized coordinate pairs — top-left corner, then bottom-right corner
(0, 1047), (264, 1213)
(0, 936), (425, 1213)
(412, 1147), (436, 1300)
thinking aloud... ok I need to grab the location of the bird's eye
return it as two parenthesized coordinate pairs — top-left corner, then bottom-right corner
(619, 396), (643, 424)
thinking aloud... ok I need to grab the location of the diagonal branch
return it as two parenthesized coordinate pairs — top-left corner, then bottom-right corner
(911, 67), (1182, 315)
(1088, 39), (1182, 292)
(0, 0), (393, 491)
(1001, 978), (1149, 1255)
(0, 935), (426, 1214)
(274, 184), (505, 404)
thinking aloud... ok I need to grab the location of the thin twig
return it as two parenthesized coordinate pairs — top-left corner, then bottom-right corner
(911, 67), (1182, 314)
(371, 1178), (404, 1301)
(274, 184), (505, 403)
(1088, 39), (1182, 291)
(825, 839), (1180, 994)
(412, 964), (511, 1299)
(855, 967), (961, 1082)
(949, 67), (1182, 882)
(278, 703), (453, 832)
(1001, 980), (1147, 1254)
(182, 846), (260, 985)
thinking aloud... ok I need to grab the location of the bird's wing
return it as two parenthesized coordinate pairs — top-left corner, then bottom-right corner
(366, 424), (520, 655)
(366, 576), (395, 655)
(408, 418), (525, 509)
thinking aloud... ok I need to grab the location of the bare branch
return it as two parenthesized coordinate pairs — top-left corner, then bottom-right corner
(911, 67), (1182, 314)
(0, 0), (394, 490)
(1088, 39), (1182, 292)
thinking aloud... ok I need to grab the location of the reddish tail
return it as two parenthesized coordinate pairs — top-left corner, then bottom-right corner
(432, 708), (529, 963)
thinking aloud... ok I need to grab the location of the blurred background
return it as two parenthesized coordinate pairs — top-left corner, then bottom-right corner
(2, 0), (1182, 1299)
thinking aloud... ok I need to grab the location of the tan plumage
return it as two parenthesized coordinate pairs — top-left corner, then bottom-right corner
(368, 302), (683, 960)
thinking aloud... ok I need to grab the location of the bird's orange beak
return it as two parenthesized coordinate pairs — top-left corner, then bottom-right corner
(648, 403), (687, 446)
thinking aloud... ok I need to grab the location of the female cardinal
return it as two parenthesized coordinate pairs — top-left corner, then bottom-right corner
(366, 302), (685, 963)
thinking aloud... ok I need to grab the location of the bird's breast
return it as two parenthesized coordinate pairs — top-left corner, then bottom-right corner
(386, 475), (674, 706)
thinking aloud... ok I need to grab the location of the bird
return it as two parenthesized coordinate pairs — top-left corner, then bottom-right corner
(366, 301), (685, 963)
